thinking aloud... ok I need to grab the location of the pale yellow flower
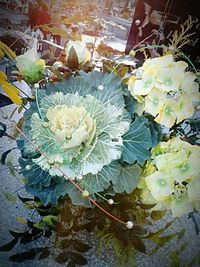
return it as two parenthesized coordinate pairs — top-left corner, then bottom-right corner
(180, 72), (196, 93)
(155, 67), (183, 92)
(154, 149), (188, 171)
(130, 72), (155, 96)
(143, 54), (174, 75)
(145, 88), (166, 116)
(145, 171), (174, 201)
(155, 99), (178, 128)
(176, 94), (194, 123)
(171, 198), (193, 217)
(188, 177), (200, 202)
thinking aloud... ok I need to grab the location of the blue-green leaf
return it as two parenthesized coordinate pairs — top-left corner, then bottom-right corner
(56, 182), (92, 207)
(83, 161), (120, 194)
(113, 163), (141, 193)
(79, 71), (125, 107)
(122, 116), (152, 164)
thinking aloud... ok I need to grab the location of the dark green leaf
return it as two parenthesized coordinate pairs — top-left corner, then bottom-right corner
(188, 212), (199, 235)
(54, 252), (69, 264)
(17, 194), (34, 203)
(0, 238), (18, 251)
(68, 252), (87, 265)
(131, 236), (146, 253)
(9, 249), (37, 262)
(149, 120), (162, 147)
(68, 46), (79, 69)
(150, 210), (166, 221)
(1, 149), (12, 164)
(38, 249), (50, 260)
(67, 261), (76, 267)
(72, 240), (91, 253)
(0, 121), (7, 137)
(177, 229), (185, 241)
(133, 225), (148, 236)
(9, 230), (27, 238)
(0, 93), (13, 108)
(20, 233), (33, 244)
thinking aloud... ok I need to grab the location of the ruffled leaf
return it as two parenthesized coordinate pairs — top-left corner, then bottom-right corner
(83, 161), (120, 194)
(122, 116), (152, 164)
(113, 163), (142, 193)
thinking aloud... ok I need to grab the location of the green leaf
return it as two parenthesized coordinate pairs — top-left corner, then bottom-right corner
(33, 222), (46, 230)
(113, 163), (141, 193)
(131, 236), (146, 253)
(54, 252), (69, 264)
(67, 46), (79, 69)
(9, 230), (27, 238)
(149, 120), (162, 147)
(136, 203), (156, 209)
(17, 194), (34, 203)
(150, 234), (177, 246)
(56, 182), (92, 207)
(72, 240), (91, 253)
(0, 238), (18, 251)
(4, 193), (16, 203)
(83, 160), (120, 194)
(38, 249), (50, 260)
(79, 71), (125, 107)
(1, 149), (12, 164)
(133, 225), (148, 237)
(68, 252), (87, 265)
(67, 261), (76, 267)
(9, 249), (37, 263)
(177, 229), (185, 241)
(43, 215), (58, 226)
(150, 210), (166, 220)
(0, 121), (7, 137)
(122, 116), (152, 164)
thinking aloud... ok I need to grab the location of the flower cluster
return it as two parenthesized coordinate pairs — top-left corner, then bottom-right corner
(139, 137), (200, 217)
(128, 55), (200, 128)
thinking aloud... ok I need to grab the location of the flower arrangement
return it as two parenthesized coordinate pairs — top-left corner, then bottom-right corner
(0, 15), (200, 266)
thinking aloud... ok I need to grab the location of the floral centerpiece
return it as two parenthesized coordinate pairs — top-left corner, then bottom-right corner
(0, 15), (200, 266)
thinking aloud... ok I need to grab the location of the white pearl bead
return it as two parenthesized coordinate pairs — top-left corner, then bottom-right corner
(126, 221), (134, 229)
(97, 85), (104, 91)
(48, 159), (54, 165)
(77, 174), (83, 181)
(108, 199), (114, 205)
(82, 190), (89, 198)
(135, 19), (141, 25)
(25, 165), (31, 171)
(34, 83), (40, 89)
(43, 122), (49, 128)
